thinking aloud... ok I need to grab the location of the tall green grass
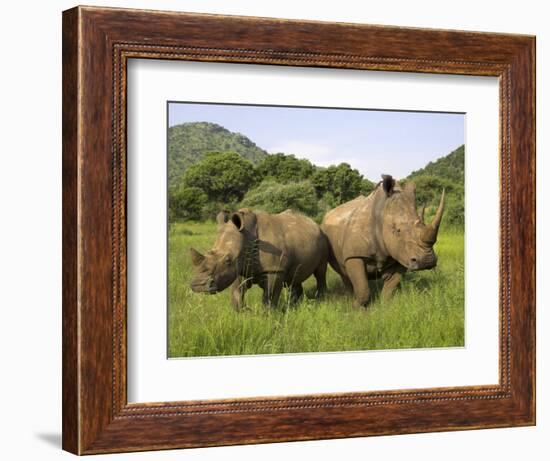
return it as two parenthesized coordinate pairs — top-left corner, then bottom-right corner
(168, 221), (464, 357)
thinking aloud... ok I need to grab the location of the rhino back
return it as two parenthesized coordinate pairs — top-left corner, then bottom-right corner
(322, 194), (378, 266)
(256, 210), (326, 283)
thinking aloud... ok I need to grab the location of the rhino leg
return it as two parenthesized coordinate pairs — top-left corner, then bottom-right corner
(340, 274), (353, 293)
(289, 283), (304, 304)
(313, 260), (327, 298)
(230, 276), (249, 310)
(328, 258), (353, 293)
(380, 264), (406, 300)
(261, 273), (284, 307)
(345, 258), (371, 308)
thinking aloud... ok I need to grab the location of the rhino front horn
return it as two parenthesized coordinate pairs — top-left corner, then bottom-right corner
(422, 189), (445, 244)
(189, 247), (205, 266)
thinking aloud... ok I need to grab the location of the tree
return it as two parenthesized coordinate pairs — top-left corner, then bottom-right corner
(240, 180), (318, 216)
(311, 163), (364, 204)
(361, 178), (375, 196)
(255, 153), (314, 184)
(182, 152), (258, 203)
(168, 186), (207, 222)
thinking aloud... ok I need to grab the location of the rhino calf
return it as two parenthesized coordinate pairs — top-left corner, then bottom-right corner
(321, 174), (445, 308)
(189, 209), (328, 309)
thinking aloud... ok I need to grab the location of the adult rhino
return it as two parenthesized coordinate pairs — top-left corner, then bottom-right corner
(189, 208), (328, 309)
(321, 175), (445, 308)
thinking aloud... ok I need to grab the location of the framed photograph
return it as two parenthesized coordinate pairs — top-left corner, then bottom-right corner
(62, 6), (535, 455)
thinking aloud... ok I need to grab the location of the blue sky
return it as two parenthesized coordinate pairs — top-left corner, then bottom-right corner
(168, 102), (464, 181)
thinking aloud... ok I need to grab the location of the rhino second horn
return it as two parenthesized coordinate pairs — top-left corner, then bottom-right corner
(422, 189), (445, 244)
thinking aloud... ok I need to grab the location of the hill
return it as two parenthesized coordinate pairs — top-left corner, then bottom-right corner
(168, 122), (268, 186)
(407, 144), (464, 182)
(406, 144), (465, 226)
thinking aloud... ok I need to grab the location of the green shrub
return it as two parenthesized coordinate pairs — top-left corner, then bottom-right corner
(183, 152), (258, 203)
(315, 192), (339, 222)
(168, 186), (207, 222)
(311, 163), (364, 204)
(361, 178), (375, 195)
(255, 153), (314, 184)
(241, 180), (318, 216)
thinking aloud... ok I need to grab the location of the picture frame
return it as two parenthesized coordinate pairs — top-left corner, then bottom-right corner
(62, 5), (535, 455)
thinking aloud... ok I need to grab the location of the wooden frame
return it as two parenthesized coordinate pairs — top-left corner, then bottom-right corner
(62, 5), (535, 455)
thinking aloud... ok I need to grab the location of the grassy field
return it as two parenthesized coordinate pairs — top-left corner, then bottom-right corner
(168, 221), (464, 358)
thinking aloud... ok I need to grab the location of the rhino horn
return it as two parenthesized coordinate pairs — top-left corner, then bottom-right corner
(189, 247), (205, 266)
(422, 189), (445, 244)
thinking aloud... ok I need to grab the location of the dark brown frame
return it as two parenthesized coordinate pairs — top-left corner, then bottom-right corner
(62, 5), (536, 455)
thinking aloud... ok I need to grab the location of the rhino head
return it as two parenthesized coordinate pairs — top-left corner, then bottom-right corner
(189, 209), (257, 293)
(380, 175), (445, 271)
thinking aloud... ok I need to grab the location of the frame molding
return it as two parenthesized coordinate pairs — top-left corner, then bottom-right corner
(62, 6), (535, 454)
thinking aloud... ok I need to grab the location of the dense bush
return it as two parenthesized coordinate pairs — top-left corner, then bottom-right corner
(168, 150), (381, 222)
(240, 180), (319, 216)
(311, 163), (364, 204)
(167, 138), (465, 228)
(256, 153), (314, 184)
(168, 186), (208, 221)
(314, 192), (340, 223)
(361, 178), (376, 196)
(182, 152), (258, 203)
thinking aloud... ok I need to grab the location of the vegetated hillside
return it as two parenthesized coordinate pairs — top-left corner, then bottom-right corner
(408, 144), (464, 183)
(168, 122), (268, 185)
(406, 144), (465, 226)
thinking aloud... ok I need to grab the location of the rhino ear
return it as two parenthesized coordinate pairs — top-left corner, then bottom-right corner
(230, 211), (245, 232)
(230, 212), (242, 231)
(231, 209), (257, 235)
(189, 247), (205, 267)
(381, 174), (395, 197)
(216, 210), (230, 227)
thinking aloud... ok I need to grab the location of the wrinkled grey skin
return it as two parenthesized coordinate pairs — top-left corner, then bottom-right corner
(321, 174), (445, 308)
(190, 209), (328, 309)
